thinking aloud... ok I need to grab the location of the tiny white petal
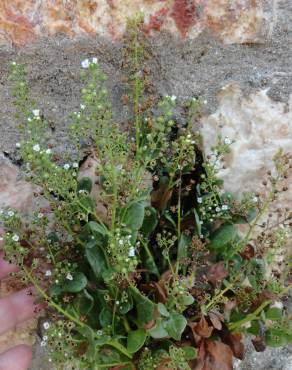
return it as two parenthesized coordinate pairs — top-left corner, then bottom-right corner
(12, 234), (19, 242)
(37, 213), (44, 219)
(15, 142), (21, 148)
(224, 137), (232, 145)
(8, 210), (15, 217)
(128, 247), (135, 257)
(33, 144), (40, 152)
(45, 148), (52, 154)
(40, 341), (47, 347)
(43, 322), (50, 330)
(92, 57), (98, 64)
(66, 273), (73, 281)
(72, 162), (79, 168)
(63, 164), (70, 170)
(197, 197), (202, 204)
(171, 95), (176, 101)
(45, 270), (52, 277)
(80, 104), (86, 110)
(81, 59), (90, 68)
(32, 109), (40, 117)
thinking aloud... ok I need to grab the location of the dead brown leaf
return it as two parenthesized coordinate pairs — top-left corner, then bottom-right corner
(252, 335), (266, 352)
(202, 340), (233, 370)
(151, 184), (173, 212)
(209, 311), (224, 331)
(191, 317), (213, 339)
(206, 261), (228, 288)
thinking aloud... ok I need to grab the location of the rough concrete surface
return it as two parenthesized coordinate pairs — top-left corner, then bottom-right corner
(0, 0), (291, 369)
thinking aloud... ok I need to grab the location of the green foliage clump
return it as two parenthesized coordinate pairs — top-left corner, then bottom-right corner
(1, 16), (291, 370)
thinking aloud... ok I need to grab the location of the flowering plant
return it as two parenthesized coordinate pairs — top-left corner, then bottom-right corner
(1, 17), (291, 370)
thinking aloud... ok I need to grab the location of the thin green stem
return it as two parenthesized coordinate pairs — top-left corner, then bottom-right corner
(229, 300), (271, 332)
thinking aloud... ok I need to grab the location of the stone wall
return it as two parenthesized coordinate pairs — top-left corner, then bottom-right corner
(0, 1), (291, 369)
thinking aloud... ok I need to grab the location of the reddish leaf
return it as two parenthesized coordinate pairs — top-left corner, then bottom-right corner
(193, 317), (213, 338)
(206, 261), (228, 287)
(144, 319), (156, 330)
(152, 282), (168, 303)
(224, 332), (244, 360)
(203, 340), (233, 370)
(151, 184), (173, 212)
(240, 244), (255, 260)
(252, 335), (266, 352)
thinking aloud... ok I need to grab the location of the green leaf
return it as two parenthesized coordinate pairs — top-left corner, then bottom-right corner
(62, 272), (87, 293)
(194, 209), (201, 236)
(177, 234), (190, 260)
(73, 290), (94, 315)
(99, 307), (112, 327)
(88, 221), (107, 237)
(127, 329), (147, 353)
(77, 177), (93, 194)
(182, 346), (198, 360)
(78, 195), (96, 213)
(179, 294), (194, 306)
(265, 307), (283, 321)
(209, 224), (238, 250)
(148, 318), (169, 339)
(130, 287), (155, 324)
(85, 244), (108, 280)
(165, 314), (187, 341)
(141, 207), (158, 237)
(50, 284), (62, 296)
(119, 293), (133, 315)
(123, 201), (145, 231)
(265, 329), (288, 347)
(158, 303), (170, 317)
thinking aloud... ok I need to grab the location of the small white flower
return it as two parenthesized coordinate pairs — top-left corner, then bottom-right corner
(81, 59), (90, 68)
(11, 61), (16, 66)
(45, 148), (52, 154)
(170, 95), (176, 102)
(215, 207), (221, 212)
(270, 301), (283, 310)
(78, 189), (86, 194)
(32, 109), (40, 117)
(80, 104), (86, 110)
(28, 117), (32, 122)
(45, 270), (52, 277)
(222, 205), (229, 211)
(197, 197), (203, 204)
(38, 213), (44, 219)
(92, 57), (98, 64)
(203, 100), (208, 105)
(118, 239), (123, 245)
(15, 142), (21, 148)
(252, 196), (258, 203)
(33, 144), (40, 152)
(72, 162), (79, 168)
(224, 137), (232, 145)
(0, 237), (4, 241)
(12, 234), (19, 242)
(116, 164), (123, 171)
(40, 341), (47, 347)
(97, 330), (103, 336)
(63, 163), (70, 170)
(8, 210), (15, 217)
(42, 335), (48, 341)
(128, 247), (135, 257)
(43, 322), (50, 330)
(66, 273), (73, 281)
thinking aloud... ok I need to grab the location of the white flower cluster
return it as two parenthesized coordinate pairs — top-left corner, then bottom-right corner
(81, 57), (98, 69)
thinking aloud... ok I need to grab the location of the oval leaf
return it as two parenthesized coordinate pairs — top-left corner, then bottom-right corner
(127, 329), (147, 353)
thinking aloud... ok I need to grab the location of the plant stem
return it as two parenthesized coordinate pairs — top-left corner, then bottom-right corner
(228, 300), (271, 331)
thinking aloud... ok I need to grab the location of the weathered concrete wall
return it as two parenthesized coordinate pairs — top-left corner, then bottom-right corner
(0, 1), (291, 369)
